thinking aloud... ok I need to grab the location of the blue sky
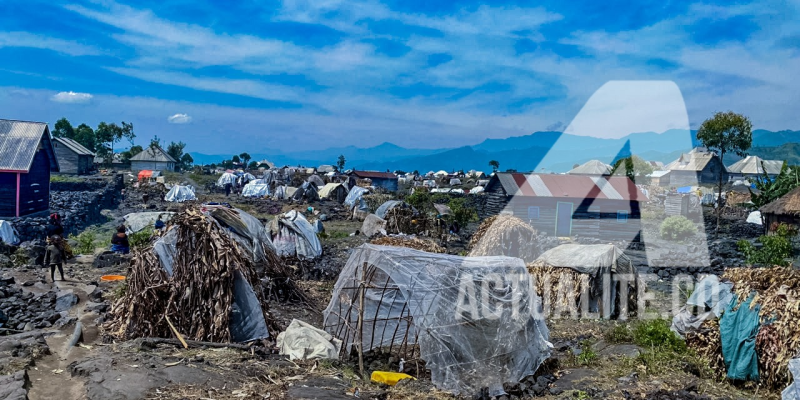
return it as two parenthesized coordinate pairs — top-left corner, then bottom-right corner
(0, 0), (798, 154)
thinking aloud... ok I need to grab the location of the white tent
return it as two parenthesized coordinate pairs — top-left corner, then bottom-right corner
(469, 186), (485, 194)
(269, 210), (323, 260)
(746, 211), (762, 225)
(239, 173), (257, 185)
(449, 178), (462, 185)
(0, 220), (20, 245)
(307, 174), (325, 187)
(434, 170), (448, 177)
(242, 182), (271, 198)
(217, 172), (237, 187)
(164, 185), (196, 202)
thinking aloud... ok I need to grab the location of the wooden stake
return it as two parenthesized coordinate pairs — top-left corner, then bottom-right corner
(356, 262), (367, 378)
(165, 315), (189, 349)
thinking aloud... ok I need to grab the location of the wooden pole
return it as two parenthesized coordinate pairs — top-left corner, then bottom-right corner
(356, 262), (367, 378)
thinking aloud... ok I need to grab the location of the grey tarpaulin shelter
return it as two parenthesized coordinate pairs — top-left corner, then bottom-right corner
(0, 220), (20, 245)
(151, 207), (272, 342)
(292, 182), (319, 202)
(323, 244), (551, 395)
(344, 186), (369, 210)
(307, 174), (325, 187)
(124, 212), (176, 234)
(530, 244), (637, 318)
(375, 200), (407, 219)
(164, 185), (197, 202)
(216, 172), (237, 187)
(268, 210), (323, 260)
(241, 181), (270, 198)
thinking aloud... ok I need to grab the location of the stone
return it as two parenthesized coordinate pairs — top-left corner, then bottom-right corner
(55, 292), (79, 312)
(0, 370), (28, 400)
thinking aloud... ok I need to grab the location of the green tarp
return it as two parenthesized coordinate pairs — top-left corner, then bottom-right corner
(720, 295), (760, 381)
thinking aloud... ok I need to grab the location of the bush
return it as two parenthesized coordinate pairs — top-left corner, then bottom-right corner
(71, 230), (97, 255)
(448, 197), (478, 227)
(659, 216), (697, 241)
(128, 227), (153, 250)
(738, 223), (796, 266)
(632, 319), (686, 353)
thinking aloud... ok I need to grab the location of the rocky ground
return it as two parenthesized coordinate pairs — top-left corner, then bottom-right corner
(0, 174), (788, 399)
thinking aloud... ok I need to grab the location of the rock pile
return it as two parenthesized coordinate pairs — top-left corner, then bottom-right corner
(0, 278), (76, 330)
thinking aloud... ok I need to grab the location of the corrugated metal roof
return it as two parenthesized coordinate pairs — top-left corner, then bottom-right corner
(665, 148), (716, 172)
(568, 160), (612, 175)
(0, 119), (58, 172)
(129, 145), (177, 163)
(54, 137), (94, 156)
(727, 156), (783, 175)
(493, 172), (646, 201)
(352, 170), (397, 179)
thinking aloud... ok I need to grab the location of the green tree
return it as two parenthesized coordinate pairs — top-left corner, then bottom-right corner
(149, 136), (161, 149)
(96, 121), (135, 164)
(53, 118), (75, 138)
(74, 123), (96, 152)
(696, 111), (753, 235)
(611, 155), (654, 184)
(239, 153), (251, 165)
(232, 155), (241, 164)
(180, 153), (194, 170)
(489, 160), (499, 172)
(129, 145), (143, 157)
(248, 161), (259, 170)
(337, 154), (346, 171)
(167, 141), (186, 163)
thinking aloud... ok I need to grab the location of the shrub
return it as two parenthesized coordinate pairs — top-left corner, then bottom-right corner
(71, 230), (97, 255)
(632, 319), (686, 353)
(128, 227), (153, 250)
(448, 197), (478, 227)
(659, 216), (697, 241)
(738, 223), (796, 266)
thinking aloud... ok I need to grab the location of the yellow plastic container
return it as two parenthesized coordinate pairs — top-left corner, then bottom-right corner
(100, 275), (126, 282)
(370, 371), (415, 386)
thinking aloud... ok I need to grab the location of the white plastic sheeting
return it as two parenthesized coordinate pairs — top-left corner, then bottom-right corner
(273, 185), (289, 199)
(784, 358), (800, 400)
(209, 207), (277, 263)
(269, 210), (323, 260)
(449, 178), (462, 185)
(671, 275), (733, 338)
(747, 211), (762, 225)
(323, 244), (551, 396)
(0, 220), (20, 245)
(344, 186), (369, 210)
(242, 182), (271, 198)
(240, 173), (257, 184)
(164, 185), (196, 202)
(361, 214), (387, 237)
(469, 186), (485, 194)
(307, 174), (325, 187)
(277, 319), (342, 360)
(375, 200), (404, 219)
(124, 212), (176, 234)
(217, 172), (237, 187)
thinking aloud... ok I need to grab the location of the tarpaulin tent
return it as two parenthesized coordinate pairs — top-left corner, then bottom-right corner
(469, 186), (485, 194)
(124, 212), (176, 234)
(217, 172), (237, 187)
(240, 173), (256, 183)
(0, 220), (20, 245)
(273, 185), (289, 200)
(164, 185), (197, 202)
(344, 186), (369, 210)
(375, 200), (406, 219)
(241, 182), (270, 198)
(292, 182), (319, 202)
(318, 183), (348, 203)
(323, 244), (551, 395)
(449, 178), (462, 185)
(269, 210), (323, 260)
(528, 244), (637, 318)
(307, 174), (325, 187)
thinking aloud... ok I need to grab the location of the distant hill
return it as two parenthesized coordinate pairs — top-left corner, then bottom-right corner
(190, 129), (800, 173)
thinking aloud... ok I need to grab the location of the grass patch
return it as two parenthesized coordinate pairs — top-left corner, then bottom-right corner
(50, 174), (83, 183)
(129, 227), (153, 249)
(632, 319), (686, 353)
(70, 227), (113, 254)
(604, 323), (634, 343)
(188, 172), (218, 188)
(564, 340), (599, 367)
(318, 231), (349, 240)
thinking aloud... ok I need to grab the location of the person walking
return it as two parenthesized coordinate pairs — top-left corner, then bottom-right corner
(43, 236), (65, 282)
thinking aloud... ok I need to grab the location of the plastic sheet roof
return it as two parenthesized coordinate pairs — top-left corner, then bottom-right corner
(727, 156), (783, 175)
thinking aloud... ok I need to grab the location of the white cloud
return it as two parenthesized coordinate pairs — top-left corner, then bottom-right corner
(167, 113), (192, 124)
(50, 91), (93, 104)
(0, 31), (100, 56)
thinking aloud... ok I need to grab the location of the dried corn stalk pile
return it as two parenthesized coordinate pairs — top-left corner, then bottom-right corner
(384, 207), (430, 235)
(363, 194), (394, 212)
(371, 236), (445, 253)
(469, 215), (541, 262)
(526, 264), (588, 315)
(106, 208), (269, 343)
(685, 319), (725, 374)
(686, 266), (800, 388)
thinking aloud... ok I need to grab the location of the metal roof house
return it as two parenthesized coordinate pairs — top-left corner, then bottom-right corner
(53, 137), (94, 175)
(350, 170), (398, 191)
(0, 119), (59, 217)
(664, 148), (727, 186)
(129, 145), (176, 172)
(727, 156), (784, 180)
(567, 160), (613, 175)
(483, 172), (648, 240)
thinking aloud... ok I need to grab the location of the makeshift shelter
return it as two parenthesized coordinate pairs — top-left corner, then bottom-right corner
(164, 185), (196, 202)
(123, 212), (176, 234)
(344, 186), (369, 211)
(241, 182), (270, 198)
(760, 186), (800, 234)
(0, 220), (20, 245)
(449, 178), (462, 186)
(269, 210), (323, 260)
(375, 200), (407, 219)
(292, 182), (319, 202)
(273, 185), (289, 200)
(323, 244), (551, 395)
(107, 207), (297, 343)
(217, 172), (237, 187)
(239, 173), (257, 185)
(469, 186), (485, 194)
(307, 174), (325, 187)
(318, 183), (348, 203)
(469, 215), (543, 263)
(528, 244), (637, 318)
(137, 170), (161, 182)
(350, 170), (398, 191)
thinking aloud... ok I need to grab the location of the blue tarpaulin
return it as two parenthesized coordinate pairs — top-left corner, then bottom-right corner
(677, 186), (692, 194)
(720, 295), (760, 381)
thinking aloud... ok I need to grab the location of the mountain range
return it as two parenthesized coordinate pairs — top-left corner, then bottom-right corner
(190, 129), (799, 173)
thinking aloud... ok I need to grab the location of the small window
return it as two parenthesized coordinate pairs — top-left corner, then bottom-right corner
(617, 211), (628, 223)
(527, 206), (540, 220)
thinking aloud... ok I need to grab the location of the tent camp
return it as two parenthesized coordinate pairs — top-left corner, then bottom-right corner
(123, 212), (176, 234)
(217, 172), (237, 187)
(323, 244), (551, 395)
(449, 178), (462, 186)
(318, 183), (348, 203)
(269, 210), (323, 260)
(528, 244), (637, 318)
(0, 220), (20, 245)
(164, 185), (197, 202)
(242, 181), (270, 198)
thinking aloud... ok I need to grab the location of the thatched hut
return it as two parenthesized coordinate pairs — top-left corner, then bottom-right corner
(760, 186), (800, 234)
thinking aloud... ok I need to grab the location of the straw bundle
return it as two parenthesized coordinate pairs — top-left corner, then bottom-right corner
(685, 319), (725, 374)
(526, 264), (588, 316)
(371, 236), (446, 253)
(384, 207), (430, 235)
(364, 194), (394, 212)
(469, 215), (541, 262)
(106, 208), (270, 343)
